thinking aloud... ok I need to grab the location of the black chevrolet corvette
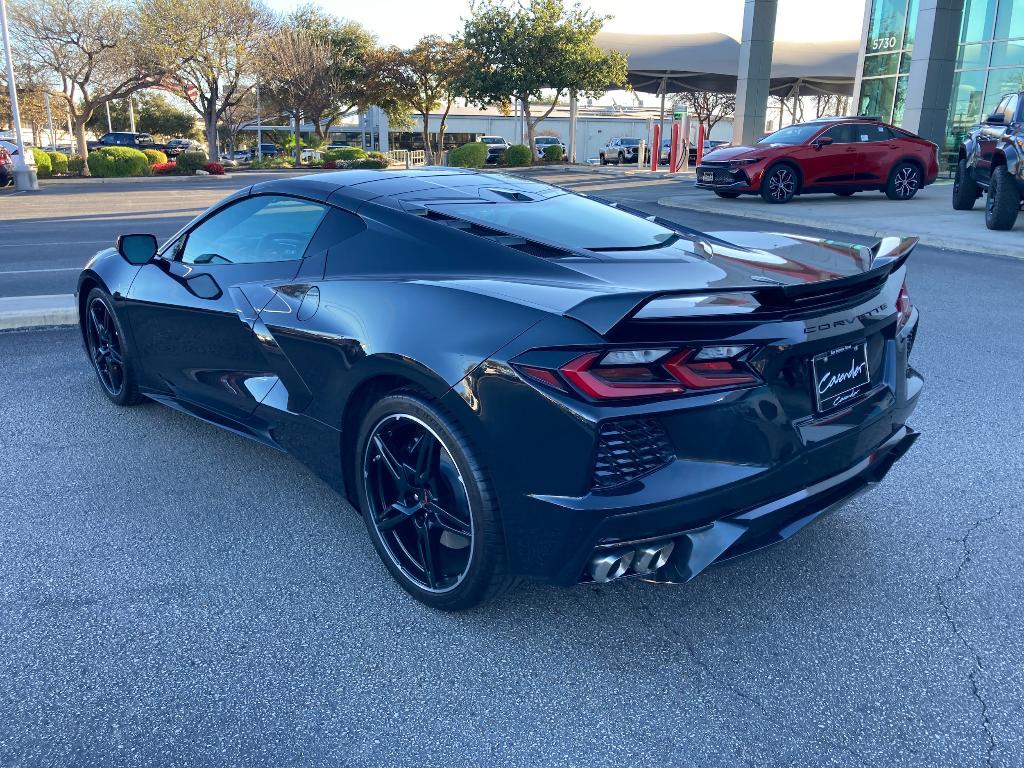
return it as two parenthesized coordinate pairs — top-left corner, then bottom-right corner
(77, 168), (922, 610)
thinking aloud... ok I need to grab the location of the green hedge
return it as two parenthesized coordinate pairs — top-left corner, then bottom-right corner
(175, 150), (208, 175)
(448, 142), (488, 168)
(504, 144), (532, 166)
(143, 148), (168, 165)
(87, 146), (150, 177)
(542, 144), (563, 162)
(323, 146), (366, 162)
(352, 155), (388, 170)
(30, 147), (53, 178)
(67, 155), (85, 176)
(46, 151), (69, 175)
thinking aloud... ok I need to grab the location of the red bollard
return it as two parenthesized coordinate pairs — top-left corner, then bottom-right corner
(668, 122), (680, 174)
(651, 124), (660, 172)
(696, 123), (706, 168)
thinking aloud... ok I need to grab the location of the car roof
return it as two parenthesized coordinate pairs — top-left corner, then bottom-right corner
(248, 167), (561, 209)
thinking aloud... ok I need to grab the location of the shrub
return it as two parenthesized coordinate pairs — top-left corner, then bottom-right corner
(542, 144), (563, 162)
(323, 146), (366, 162)
(504, 144), (532, 166)
(323, 160), (338, 169)
(352, 157), (389, 170)
(151, 161), (177, 175)
(87, 146), (150, 177)
(142, 148), (168, 165)
(448, 142), (489, 168)
(46, 151), (68, 175)
(249, 155), (293, 169)
(66, 155), (85, 176)
(203, 161), (225, 175)
(174, 150), (208, 175)
(30, 147), (53, 178)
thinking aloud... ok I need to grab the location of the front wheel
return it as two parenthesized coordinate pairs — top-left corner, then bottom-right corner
(885, 162), (922, 200)
(599, 154), (607, 165)
(760, 164), (798, 203)
(985, 165), (1021, 230)
(355, 392), (513, 611)
(84, 287), (143, 406)
(952, 158), (978, 210)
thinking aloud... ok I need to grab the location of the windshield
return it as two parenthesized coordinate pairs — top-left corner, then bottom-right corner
(619, 138), (640, 146)
(536, 138), (557, 143)
(480, 137), (504, 144)
(757, 124), (822, 145)
(433, 194), (677, 251)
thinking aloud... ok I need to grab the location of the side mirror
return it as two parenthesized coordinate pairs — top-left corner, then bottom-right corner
(116, 233), (158, 265)
(814, 136), (834, 148)
(986, 112), (1006, 125)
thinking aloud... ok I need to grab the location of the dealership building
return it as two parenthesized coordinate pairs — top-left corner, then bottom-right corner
(853, 0), (1022, 160)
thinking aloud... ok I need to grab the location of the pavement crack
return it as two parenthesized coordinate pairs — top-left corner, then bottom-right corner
(935, 510), (1003, 768)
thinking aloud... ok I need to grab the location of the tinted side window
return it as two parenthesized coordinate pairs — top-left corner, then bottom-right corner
(856, 123), (893, 142)
(823, 124), (856, 143)
(181, 195), (329, 265)
(1003, 94), (1019, 123)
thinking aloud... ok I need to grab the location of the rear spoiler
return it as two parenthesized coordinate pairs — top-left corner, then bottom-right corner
(564, 235), (918, 336)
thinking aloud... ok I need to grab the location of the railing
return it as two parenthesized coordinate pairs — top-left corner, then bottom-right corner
(384, 149), (429, 168)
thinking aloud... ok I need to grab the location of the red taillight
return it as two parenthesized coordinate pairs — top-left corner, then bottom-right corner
(529, 346), (759, 402)
(560, 352), (685, 399)
(896, 279), (912, 329)
(664, 349), (759, 388)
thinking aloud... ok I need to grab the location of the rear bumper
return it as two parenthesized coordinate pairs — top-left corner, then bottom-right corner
(625, 425), (918, 584)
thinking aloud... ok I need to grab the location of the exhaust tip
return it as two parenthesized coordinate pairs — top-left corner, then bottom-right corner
(632, 541), (676, 574)
(589, 550), (635, 583)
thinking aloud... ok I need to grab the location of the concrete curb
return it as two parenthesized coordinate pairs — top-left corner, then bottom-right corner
(0, 294), (78, 330)
(656, 195), (1023, 259)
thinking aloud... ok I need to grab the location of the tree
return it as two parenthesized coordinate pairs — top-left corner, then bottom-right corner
(146, 0), (273, 160)
(218, 90), (259, 154)
(9, 0), (168, 174)
(1, 63), (53, 146)
(85, 91), (198, 138)
(674, 91), (735, 134)
(284, 5), (378, 142)
(461, 0), (627, 153)
(258, 25), (333, 164)
(390, 36), (470, 163)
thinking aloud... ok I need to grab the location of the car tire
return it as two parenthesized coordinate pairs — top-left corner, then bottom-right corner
(617, 152), (624, 165)
(952, 158), (979, 210)
(714, 191), (741, 199)
(355, 391), (514, 611)
(834, 191), (856, 197)
(985, 165), (1021, 231)
(760, 164), (798, 204)
(84, 287), (144, 406)
(599, 154), (606, 165)
(885, 161), (922, 200)
(0, 167), (9, 187)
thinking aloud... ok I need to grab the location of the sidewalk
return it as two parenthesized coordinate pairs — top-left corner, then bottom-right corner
(0, 294), (77, 331)
(656, 181), (1023, 259)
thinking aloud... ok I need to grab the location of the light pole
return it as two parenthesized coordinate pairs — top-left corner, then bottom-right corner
(256, 83), (262, 161)
(43, 91), (55, 149)
(0, 0), (38, 190)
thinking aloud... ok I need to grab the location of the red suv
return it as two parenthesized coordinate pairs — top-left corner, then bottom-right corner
(696, 117), (939, 204)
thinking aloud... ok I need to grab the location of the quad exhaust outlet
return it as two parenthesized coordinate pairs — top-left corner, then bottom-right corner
(588, 540), (675, 583)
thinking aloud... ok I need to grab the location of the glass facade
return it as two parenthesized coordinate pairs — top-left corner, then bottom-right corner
(858, 0), (1024, 164)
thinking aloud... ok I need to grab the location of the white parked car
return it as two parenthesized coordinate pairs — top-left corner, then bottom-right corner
(300, 149), (323, 162)
(534, 136), (567, 160)
(478, 135), (510, 164)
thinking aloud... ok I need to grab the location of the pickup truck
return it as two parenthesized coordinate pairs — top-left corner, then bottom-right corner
(953, 91), (1024, 230)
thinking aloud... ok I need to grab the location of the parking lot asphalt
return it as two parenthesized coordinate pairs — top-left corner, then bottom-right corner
(1, 174), (1023, 767)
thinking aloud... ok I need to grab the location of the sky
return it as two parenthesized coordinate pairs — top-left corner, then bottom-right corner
(263, 0), (868, 49)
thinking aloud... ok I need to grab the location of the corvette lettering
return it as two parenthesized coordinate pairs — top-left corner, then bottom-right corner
(805, 303), (888, 334)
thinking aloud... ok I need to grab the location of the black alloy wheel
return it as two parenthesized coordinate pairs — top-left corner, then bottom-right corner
(85, 288), (142, 405)
(357, 393), (512, 610)
(761, 165), (797, 203)
(985, 165), (1021, 230)
(952, 157), (978, 210)
(886, 162), (922, 200)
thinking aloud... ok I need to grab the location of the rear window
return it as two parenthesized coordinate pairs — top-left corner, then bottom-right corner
(433, 194), (676, 251)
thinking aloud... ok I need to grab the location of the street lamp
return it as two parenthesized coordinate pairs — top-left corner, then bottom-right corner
(0, 0), (37, 190)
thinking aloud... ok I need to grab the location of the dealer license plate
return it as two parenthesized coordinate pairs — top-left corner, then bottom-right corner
(702, 171), (714, 182)
(812, 342), (870, 412)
